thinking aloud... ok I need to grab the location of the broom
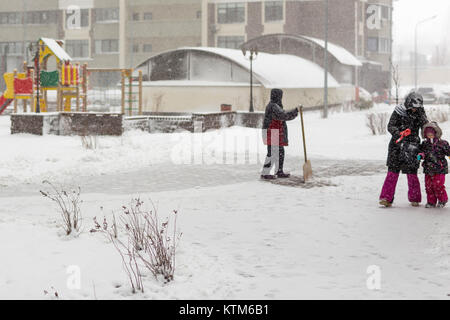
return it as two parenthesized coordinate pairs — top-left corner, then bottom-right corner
(299, 105), (313, 181)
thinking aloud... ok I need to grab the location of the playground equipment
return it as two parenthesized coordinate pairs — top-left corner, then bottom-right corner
(1, 37), (143, 116)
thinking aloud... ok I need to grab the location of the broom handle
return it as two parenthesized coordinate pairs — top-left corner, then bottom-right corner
(299, 105), (308, 163)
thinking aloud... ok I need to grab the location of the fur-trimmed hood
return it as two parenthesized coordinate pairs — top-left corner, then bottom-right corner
(421, 121), (442, 139)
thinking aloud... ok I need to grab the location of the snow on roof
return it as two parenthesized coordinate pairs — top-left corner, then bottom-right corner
(301, 36), (362, 67)
(142, 80), (258, 87)
(357, 56), (383, 66)
(183, 47), (340, 89)
(40, 38), (72, 62)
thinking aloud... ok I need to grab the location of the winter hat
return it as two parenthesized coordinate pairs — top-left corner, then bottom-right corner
(270, 89), (283, 107)
(421, 121), (442, 139)
(404, 92), (424, 110)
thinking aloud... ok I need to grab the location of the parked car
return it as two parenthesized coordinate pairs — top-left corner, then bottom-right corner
(435, 89), (450, 104)
(358, 87), (373, 102)
(416, 87), (438, 104)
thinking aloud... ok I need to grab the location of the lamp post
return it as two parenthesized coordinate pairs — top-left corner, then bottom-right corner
(414, 15), (437, 90)
(242, 46), (258, 113)
(323, 0), (329, 119)
(30, 42), (41, 113)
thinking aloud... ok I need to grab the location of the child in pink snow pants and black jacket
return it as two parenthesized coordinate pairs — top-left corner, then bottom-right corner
(417, 122), (450, 208)
(379, 92), (428, 207)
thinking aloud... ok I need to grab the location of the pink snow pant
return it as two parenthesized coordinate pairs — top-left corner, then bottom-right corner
(425, 174), (448, 205)
(379, 171), (422, 203)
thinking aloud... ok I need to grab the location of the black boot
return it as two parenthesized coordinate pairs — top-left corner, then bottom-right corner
(276, 171), (290, 178)
(261, 174), (277, 180)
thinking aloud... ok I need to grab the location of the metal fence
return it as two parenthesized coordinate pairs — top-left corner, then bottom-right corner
(86, 68), (142, 115)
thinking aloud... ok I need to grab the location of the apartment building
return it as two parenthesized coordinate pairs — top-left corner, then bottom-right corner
(203, 0), (394, 92)
(0, 0), (202, 73)
(0, 0), (393, 93)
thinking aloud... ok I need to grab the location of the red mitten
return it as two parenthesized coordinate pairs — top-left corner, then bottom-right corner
(400, 129), (411, 137)
(396, 129), (411, 144)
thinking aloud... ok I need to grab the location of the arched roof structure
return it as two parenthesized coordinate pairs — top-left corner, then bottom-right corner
(135, 46), (339, 89)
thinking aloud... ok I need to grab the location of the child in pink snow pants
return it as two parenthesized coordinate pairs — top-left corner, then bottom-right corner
(379, 92), (428, 207)
(417, 122), (450, 208)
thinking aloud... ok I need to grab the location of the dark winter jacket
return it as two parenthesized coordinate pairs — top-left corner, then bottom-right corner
(386, 104), (428, 174)
(262, 89), (298, 146)
(419, 122), (450, 175)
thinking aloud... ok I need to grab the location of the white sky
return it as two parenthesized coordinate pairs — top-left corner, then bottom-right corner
(393, 0), (450, 55)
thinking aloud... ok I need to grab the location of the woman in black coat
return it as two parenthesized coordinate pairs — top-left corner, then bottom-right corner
(261, 89), (299, 179)
(379, 92), (428, 207)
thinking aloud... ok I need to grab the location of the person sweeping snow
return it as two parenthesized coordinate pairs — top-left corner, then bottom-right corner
(261, 88), (299, 180)
(379, 92), (429, 207)
(417, 122), (450, 208)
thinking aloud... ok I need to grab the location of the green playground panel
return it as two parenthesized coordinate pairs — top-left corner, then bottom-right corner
(40, 70), (59, 87)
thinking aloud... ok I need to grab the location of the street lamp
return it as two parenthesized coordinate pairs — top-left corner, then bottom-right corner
(29, 42), (41, 113)
(323, 0), (329, 119)
(242, 46), (258, 113)
(414, 15), (437, 90)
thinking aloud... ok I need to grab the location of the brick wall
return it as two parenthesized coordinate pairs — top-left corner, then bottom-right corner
(11, 113), (123, 136)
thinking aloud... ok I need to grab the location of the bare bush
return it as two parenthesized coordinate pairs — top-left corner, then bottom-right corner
(121, 199), (181, 283)
(81, 135), (98, 150)
(40, 181), (83, 236)
(366, 112), (389, 135)
(109, 233), (144, 294)
(427, 107), (449, 123)
(92, 198), (182, 293)
(91, 215), (118, 239)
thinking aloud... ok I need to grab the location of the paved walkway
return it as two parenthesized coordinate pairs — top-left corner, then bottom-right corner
(0, 157), (386, 198)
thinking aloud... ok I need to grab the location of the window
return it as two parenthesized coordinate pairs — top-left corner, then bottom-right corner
(196, 10), (202, 19)
(265, 1), (283, 22)
(381, 5), (391, 20)
(217, 3), (245, 24)
(367, 37), (391, 54)
(26, 11), (57, 25)
(143, 44), (152, 53)
(143, 12), (153, 20)
(0, 12), (22, 25)
(149, 51), (188, 81)
(132, 44), (140, 53)
(65, 9), (90, 28)
(217, 36), (245, 49)
(379, 38), (390, 53)
(95, 39), (119, 54)
(65, 40), (89, 58)
(95, 8), (119, 23)
(0, 42), (24, 55)
(367, 37), (378, 52)
(132, 13), (140, 21)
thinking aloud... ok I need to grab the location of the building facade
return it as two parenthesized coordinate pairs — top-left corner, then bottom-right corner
(0, 0), (202, 77)
(203, 0), (393, 93)
(0, 0), (393, 94)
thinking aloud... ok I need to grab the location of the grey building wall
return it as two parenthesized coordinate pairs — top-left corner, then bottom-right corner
(0, 0), (202, 72)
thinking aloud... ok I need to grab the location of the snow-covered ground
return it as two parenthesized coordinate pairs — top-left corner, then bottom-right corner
(2, 104), (450, 300)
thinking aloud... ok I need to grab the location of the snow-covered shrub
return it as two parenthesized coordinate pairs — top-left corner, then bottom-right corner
(366, 112), (389, 135)
(356, 99), (374, 110)
(91, 212), (143, 293)
(91, 215), (118, 239)
(122, 199), (181, 283)
(81, 135), (98, 150)
(93, 199), (182, 293)
(427, 107), (449, 123)
(109, 232), (144, 294)
(40, 181), (83, 236)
